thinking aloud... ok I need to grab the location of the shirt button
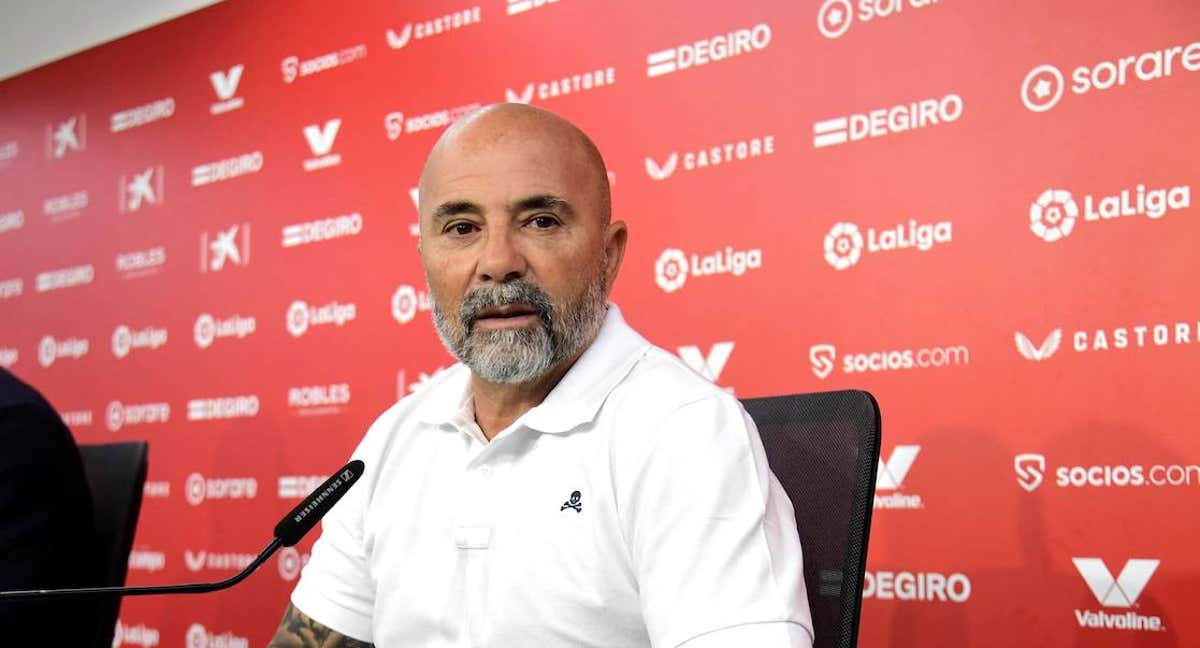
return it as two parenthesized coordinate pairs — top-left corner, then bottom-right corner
(479, 465), (492, 479)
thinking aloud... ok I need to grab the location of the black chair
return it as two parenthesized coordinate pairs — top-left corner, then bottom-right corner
(741, 390), (880, 648)
(78, 441), (148, 648)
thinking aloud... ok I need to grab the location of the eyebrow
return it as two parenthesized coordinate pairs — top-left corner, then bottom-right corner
(512, 194), (574, 217)
(430, 194), (575, 222)
(432, 200), (483, 222)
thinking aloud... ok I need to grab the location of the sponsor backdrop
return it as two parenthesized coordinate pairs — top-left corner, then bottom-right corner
(1, 0), (1198, 645)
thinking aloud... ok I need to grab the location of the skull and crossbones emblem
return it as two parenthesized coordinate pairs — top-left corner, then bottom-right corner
(560, 490), (582, 513)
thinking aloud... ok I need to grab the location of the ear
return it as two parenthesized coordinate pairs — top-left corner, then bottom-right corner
(602, 220), (628, 293)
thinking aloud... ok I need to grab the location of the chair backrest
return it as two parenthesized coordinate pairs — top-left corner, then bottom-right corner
(741, 390), (880, 648)
(78, 441), (148, 648)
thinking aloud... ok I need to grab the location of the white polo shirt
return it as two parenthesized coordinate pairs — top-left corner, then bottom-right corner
(291, 304), (813, 647)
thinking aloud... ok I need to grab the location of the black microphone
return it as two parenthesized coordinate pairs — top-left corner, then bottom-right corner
(0, 459), (364, 601)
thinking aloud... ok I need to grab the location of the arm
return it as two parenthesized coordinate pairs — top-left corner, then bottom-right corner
(267, 603), (374, 648)
(625, 394), (814, 648)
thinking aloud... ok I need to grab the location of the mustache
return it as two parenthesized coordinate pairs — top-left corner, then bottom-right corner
(459, 280), (554, 331)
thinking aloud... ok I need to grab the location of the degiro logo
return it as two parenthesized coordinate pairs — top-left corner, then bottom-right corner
(1072, 558), (1164, 632)
(863, 569), (970, 603)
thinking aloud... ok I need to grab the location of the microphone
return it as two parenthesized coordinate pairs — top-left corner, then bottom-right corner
(0, 459), (364, 601)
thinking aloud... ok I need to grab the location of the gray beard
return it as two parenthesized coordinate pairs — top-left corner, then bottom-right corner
(430, 266), (608, 384)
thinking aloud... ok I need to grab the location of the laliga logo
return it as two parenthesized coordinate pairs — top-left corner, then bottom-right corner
(384, 112), (404, 140)
(653, 246), (763, 293)
(1013, 453), (1046, 491)
(186, 624), (206, 648)
(39, 336), (56, 367)
(391, 285), (430, 324)
(281, 56), (299, 83)
(194, 314), (216, 348)
(817, 0), (853, 38)
(809, 344), (836, 379)
(287, 301), (311, 337)
(823, 222), (863, 270)
(654, 249), (688, 293)
(1073, 558), (1159, 608)
(1031, 184), (1190, 242)
(1015, 329), (1062, 361)
(1030, 189), (1078, 242)
(1021, 64), (1066, 112)
(112, 325), (133, 359)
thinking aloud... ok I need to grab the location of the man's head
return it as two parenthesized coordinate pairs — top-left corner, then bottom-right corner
(417, 103), (627, 384)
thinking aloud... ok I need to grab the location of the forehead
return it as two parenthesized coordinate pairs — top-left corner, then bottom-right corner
(421, 129), (598, 208)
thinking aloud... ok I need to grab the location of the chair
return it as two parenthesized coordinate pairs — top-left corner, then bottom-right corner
(741, 390), (880, 648)
(78, 441), (148, 648)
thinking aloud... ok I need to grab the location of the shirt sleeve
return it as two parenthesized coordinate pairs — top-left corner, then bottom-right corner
(624, 393), (814, 648)
(289, 446), (377, 643)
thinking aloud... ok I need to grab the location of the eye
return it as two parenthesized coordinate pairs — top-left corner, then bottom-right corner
(528, 214), (559, 229)
(445, 221), (478, 236)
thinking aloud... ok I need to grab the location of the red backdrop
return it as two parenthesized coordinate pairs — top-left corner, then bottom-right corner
(2, 0), (1199, 646)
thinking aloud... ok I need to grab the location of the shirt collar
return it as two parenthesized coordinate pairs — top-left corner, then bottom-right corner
(415, 303), (650, 435)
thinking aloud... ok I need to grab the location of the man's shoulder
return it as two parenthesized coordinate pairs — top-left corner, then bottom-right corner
(355, 364), (466, 456)
(607, 343), (738, 421)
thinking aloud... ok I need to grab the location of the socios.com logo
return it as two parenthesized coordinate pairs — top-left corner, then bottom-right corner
(654, 248), (688, 293)
(810, 344), (837, 379)
(823, 222), (864, 270)
(1014, 453), (1046, 492)
(1029, 188), (1079, 242)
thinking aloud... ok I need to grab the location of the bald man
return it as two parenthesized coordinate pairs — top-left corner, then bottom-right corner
(268, 104), (813, 648)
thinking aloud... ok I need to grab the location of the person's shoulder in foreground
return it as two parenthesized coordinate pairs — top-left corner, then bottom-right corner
(0, 368), (102, 646)
(268, 102), (812, 648)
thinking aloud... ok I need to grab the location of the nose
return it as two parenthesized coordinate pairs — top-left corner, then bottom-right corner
(476, 226), (527, 283)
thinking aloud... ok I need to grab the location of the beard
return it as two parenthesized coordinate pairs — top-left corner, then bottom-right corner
(430, 259), (609, 384)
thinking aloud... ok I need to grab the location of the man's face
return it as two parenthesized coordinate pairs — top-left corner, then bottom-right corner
(418, 124), (618, 384)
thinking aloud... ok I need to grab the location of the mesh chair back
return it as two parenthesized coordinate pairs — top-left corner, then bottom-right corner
(741, 390), (880, 648)
(79, 441), (148, 648)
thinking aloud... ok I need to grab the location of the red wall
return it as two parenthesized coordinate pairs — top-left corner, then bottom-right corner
(1, 0), (1198, 645)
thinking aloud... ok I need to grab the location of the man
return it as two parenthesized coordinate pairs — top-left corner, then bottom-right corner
(269, 104), (813, 647)
(0, 368), (102, 646)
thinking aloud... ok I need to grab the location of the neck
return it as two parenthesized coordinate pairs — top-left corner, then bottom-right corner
(470, 347), (586, 440)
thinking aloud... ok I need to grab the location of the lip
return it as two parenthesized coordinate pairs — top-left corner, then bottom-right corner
(472, 303), (541, 329)
(473, 313), (540, 329)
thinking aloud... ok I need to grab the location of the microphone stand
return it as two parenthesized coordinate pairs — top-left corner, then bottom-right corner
(0, 537), (282, 600)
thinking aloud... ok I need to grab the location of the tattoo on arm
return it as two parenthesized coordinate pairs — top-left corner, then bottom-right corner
(267, 603), (374, 648)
